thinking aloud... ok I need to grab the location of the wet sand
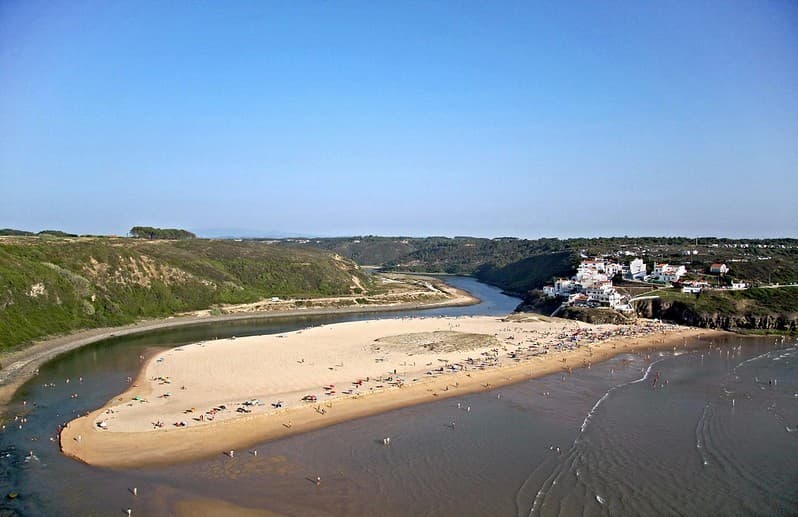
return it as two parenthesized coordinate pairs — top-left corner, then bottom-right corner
(173, 496), (282, 517)
(61, 315), (721, 467)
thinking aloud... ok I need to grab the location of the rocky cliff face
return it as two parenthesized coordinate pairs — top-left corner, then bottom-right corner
(633, 298), (798, 331)
(558, 306), (636, 325)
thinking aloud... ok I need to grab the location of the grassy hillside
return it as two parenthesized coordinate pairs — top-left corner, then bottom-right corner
(301, 236), (571, 274)
(655, 286), (798, 316)
(398, 238), (569, 274)
(298, 236), (419, 266)
(301, 237), (577, 295)
(0, 237), (370, 352)
(474, 251), (576, 293)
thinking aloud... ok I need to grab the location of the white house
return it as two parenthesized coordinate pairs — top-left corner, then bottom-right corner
(710, 263), (729, 275)
(628, 258), (647, 280)
(575, 258), (624, 286)
(651, 263), (686, 283)
(584, 283), (623, 308)
(608, 290), (623, 308)
(544, 278), (581, 297)
(605, 262), (623, 278)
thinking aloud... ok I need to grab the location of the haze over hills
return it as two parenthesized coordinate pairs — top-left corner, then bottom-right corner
(192, 228), (314, 239)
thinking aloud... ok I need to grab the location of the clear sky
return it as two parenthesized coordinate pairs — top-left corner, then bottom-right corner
(2, 1), (796, 238)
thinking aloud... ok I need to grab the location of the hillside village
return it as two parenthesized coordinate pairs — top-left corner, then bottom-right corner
(543, 255), (748, 311)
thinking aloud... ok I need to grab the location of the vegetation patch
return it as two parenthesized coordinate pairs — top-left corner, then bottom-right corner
(373, 331), (499, 354)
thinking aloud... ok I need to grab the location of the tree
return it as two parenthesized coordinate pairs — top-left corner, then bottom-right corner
(129, 227), (196, 240)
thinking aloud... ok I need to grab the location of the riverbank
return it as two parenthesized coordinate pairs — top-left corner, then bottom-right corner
(0, 277), (477, 410)
(60, 315), (725, 468)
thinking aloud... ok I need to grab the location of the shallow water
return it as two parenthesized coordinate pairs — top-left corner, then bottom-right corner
(1, 279), (796, 516)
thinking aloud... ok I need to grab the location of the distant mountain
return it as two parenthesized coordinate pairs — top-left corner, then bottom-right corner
(0, 228), (35, 236)
(192, 228), (312, 239)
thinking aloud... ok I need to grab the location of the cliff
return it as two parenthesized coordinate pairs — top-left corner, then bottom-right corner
(632, 288), (798, 332)
(558, 306), (636, 325)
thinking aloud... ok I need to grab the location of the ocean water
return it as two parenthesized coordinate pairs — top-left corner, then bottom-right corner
(517, 338), (798, 516)
(0, 279), (796, 516)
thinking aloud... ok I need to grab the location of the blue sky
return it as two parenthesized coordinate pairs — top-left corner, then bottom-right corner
(2, 1), (796, 238)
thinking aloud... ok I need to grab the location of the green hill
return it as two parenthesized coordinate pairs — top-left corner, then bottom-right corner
(474, 251), (576, 293)
(37, 230), (79, 238)
(0, 237), (370, 351)
(299, 236), (577, 296)
(302, 236), (571, 274)
(129, 226), (196, 240)
(0, 229), (35, 236)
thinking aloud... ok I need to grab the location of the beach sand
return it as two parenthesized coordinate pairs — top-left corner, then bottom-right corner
(61, 314), (721, 468)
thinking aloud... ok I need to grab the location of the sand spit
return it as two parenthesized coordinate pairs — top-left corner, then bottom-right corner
(61, 315), (721, 468)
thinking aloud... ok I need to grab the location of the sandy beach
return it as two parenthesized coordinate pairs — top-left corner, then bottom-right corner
(60, 314), (721, 467)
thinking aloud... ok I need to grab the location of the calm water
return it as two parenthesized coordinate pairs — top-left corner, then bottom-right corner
(1, 278), (796, 516)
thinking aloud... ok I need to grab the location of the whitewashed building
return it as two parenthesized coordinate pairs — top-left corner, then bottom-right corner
(628, 258), (647, 280)
(546, 257), (627, 309)
(651, 263), (687, 283)
(575, 258), (624, 287)
(585, 283), (623, 307)
(544, 278), (581, 297)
